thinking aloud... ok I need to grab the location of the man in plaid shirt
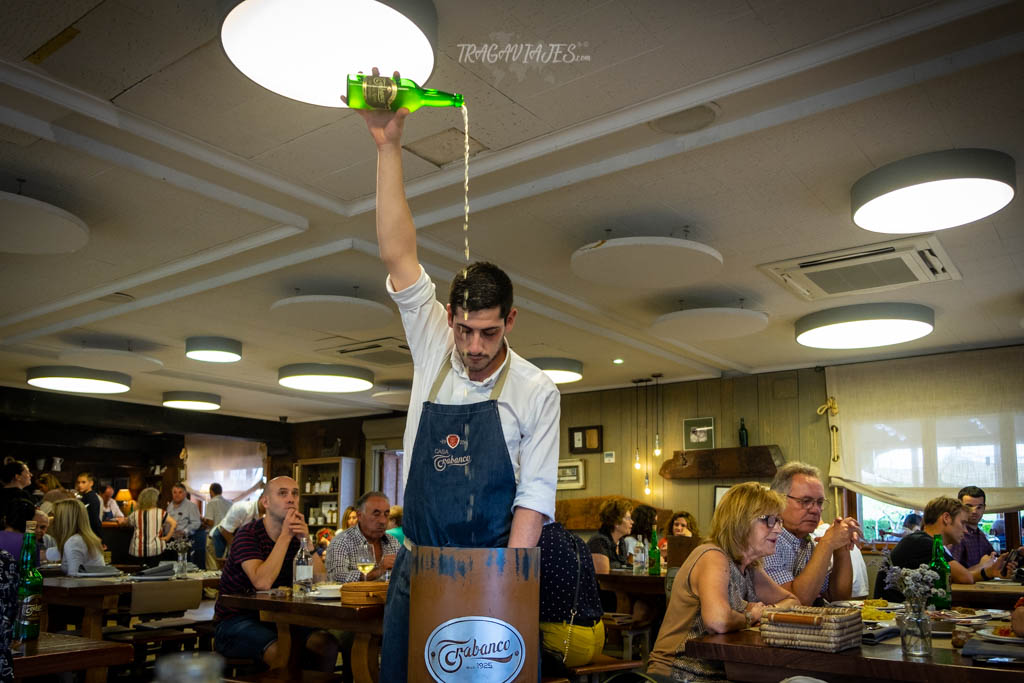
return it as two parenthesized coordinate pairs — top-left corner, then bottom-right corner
(325, 491), (400, 583)
(950, 485), (1019, 578)
(763, 462), (860, 605)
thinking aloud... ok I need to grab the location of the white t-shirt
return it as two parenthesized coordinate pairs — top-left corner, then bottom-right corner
(56, 534), (105, 575)
(387, 266), (560, 521)
(205, 495), (233, 528)
(215, 499), (261, 534)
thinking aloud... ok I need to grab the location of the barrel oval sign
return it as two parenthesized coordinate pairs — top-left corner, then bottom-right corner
(424, 615), (525, 682)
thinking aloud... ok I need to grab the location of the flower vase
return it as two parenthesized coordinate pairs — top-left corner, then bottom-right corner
(174, 551), (188, 579)
(897, 599), (932, 657)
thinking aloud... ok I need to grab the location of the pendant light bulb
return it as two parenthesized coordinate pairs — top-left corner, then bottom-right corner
(634, 450), (641, 470)
(653, 432), (662, 457)
(643, 472), (651, 496)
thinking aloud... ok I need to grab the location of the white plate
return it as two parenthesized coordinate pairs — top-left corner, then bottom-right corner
(976, 627), (1024, 644)
(862, 619), (896, 627)
(980, 609), (1011, 619)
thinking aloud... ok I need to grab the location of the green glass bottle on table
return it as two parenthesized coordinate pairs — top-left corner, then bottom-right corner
(14, 520), (43, 641)
(346, 74), (464, 112)
(929, 533), (951, 609)
(648, 528), (661, 576)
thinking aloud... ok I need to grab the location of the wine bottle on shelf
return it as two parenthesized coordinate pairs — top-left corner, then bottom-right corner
(346, 74), (464, 112)
(304, 476), (311, 494)
(738, 418), (749, 447)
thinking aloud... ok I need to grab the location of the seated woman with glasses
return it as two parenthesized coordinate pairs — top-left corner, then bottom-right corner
(645, 482), (798, 682)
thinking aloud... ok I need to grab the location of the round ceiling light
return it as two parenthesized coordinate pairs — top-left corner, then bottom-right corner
(571, 236), (723, 289)
(26, 366), (131, 394)
(795, 303), (934, 349)
(162, 391), (221, 411)
(185, 337), (242, 363)
(220, 0), (437, 108)
(529, 357), (583, 384)
(851, 148), (1015, 233)
(269, 295), (394, 332)
(278, 363), (374, 393)
(371, 379), (413, 405)
(650, 307), (769, 341)
(0, 191), (89, 254)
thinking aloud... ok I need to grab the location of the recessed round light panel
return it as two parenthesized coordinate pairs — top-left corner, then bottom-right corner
(851, 149), (1015, 233)
(571, 237), (723, 289)
(0, 191), (89, 254)
(269, 295), (394, 333)
(221, 0), (437, 107)
(185, 337), (242, 363)
(278, 363), (374, 393)
(650, 308), (769, 341)
(528, 357), (584, 384)
(163, 391), (221, 411)
(26, 366), (130, 394)
(58, 348), (163, 373)
(795, 303), (934, 349)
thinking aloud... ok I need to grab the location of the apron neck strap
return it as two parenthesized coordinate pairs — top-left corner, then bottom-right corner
(428, 346), (512, 402)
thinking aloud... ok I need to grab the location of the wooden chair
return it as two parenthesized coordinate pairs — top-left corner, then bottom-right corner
(566, 653), (644, 682)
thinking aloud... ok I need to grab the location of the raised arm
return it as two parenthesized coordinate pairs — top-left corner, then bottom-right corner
(346, 68), (418, 291)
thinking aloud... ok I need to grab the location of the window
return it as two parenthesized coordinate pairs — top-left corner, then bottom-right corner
(185, 434), (267, 505)
(855, 492), (1018, 551)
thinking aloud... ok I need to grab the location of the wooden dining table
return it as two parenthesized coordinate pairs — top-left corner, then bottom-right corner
(596, 569), (667, 614)
(13, 632), (133, 682)
(217, 592), (384, 683)
(952, 579), (1022, 609)
(685, 628), (1024, 682)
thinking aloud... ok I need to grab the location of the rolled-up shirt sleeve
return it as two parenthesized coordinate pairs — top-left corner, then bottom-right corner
(512, 383), (559, 523)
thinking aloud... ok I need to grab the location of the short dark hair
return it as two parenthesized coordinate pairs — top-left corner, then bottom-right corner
(172, 482), (187, 491)
(355, 491), (388, 512)
(0, 459), (27, 485)
(630, 505), (657, 541)
(77, 471), (94, 483)
(209, 483), (222, 496)
(449, 262), (513, 319)
(923, 496), (965, 526)
(957, 486), (985, 503)
(1, 495), (36, 533)
(598, 498), (632, 532)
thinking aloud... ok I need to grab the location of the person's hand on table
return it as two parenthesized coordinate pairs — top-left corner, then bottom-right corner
(744, 601), (766, 626)
(378, 554), (396, 571)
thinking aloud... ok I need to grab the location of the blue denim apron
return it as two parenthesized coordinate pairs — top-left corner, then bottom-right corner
(380, 352), (516, 681)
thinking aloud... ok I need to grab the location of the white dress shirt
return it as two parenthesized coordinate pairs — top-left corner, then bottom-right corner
(214, 499), (261, 534)
(387, 266), (560, 522)
(103, 496), (124, 519)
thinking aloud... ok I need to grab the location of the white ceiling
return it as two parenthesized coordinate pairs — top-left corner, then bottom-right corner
(0, 0), (1022, 422)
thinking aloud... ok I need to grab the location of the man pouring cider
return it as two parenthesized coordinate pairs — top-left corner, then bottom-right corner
(345, 69), (559, 682)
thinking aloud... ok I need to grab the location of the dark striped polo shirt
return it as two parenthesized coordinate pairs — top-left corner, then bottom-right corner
(214, 518), (299, 622)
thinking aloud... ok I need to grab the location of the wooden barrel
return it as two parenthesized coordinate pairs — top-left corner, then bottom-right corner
(408, 546), (540, 682)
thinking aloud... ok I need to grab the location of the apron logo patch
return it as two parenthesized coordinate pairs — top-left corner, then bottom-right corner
(446, 434), (461, 449)
(434, 451), (471, 472)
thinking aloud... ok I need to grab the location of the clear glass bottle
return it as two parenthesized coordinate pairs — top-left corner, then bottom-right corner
(292, 536), (314, 597)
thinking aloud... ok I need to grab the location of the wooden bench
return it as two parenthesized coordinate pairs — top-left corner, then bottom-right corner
(567, 653), (644, 682)
(105, 627), (199, 678)
(13, 632), (132, 681)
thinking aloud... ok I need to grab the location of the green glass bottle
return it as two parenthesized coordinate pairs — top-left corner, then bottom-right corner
(648, 528), (661, 576)
(14, 520), (43, 641)
(929, 533), (951, 609)
(346, 74), (464, 112)
(738, 418), (749, 447)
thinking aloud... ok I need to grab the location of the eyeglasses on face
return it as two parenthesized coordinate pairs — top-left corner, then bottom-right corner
(786, 495), (827, 510)
(757, 514), (783, 528)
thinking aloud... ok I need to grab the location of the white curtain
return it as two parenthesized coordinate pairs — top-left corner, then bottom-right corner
(184, 434), (266, 505)
(826, 345), (1024, 513)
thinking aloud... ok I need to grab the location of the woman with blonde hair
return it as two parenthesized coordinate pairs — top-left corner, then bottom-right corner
(119, 487), (176, 567)
(37, 473), (74, 515)
(49, 498), (105, 575)
(340, 505), (358, 531)
(646, 483), (800, 681)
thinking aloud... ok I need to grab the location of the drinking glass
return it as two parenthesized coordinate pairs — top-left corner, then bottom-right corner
(355, 551), (375, 581)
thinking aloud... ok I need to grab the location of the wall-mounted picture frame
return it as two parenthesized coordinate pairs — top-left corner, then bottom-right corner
(557, 459), (586, 490)
(684, 417), (715, 451)
(568, 425), (603, 454)
(714, 485), (731, 510)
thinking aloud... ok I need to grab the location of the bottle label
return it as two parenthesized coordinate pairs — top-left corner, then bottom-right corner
(295, 565), (313, 581)
(18, 594), (41, 624)
(362, 76), (397, 109)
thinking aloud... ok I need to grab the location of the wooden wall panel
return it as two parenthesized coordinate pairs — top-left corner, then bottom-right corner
(558, 368), (829, 533)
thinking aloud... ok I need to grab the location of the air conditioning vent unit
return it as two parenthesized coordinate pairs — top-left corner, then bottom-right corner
(318, 337), (412, 367)
(759, 234), (961, 301)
